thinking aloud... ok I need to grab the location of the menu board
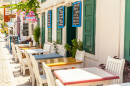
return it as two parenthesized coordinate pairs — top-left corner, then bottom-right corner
(23, 23), (28, 36)
(58, 7), (65, 28)
(11, 36), (18, 44)
(72, 1), (82, 27)
(9, 35), (18, 50)
(47, 11), (52, 28)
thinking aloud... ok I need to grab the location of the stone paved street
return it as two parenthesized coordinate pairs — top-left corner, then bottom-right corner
(0, 37), (31, 86)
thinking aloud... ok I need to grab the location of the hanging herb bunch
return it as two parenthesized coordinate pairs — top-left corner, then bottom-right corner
(1, 0), (40, 22)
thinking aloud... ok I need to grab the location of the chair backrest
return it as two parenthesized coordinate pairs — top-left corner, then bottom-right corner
(24, 51), (34, 75)
(33, 42), (36, 46)
(105, 56), (125, 84)
(59, 48), (66, 57)
(75, 50), (85, 61)
(15, 46), (20, 62)
(43, 44), (51, 53)
(30, 55), (41, 81)
(42, 62), (55, 86)
(11, 42), (15, 54)
(16, 46), (25, 67)
(75, 50), (85, 68)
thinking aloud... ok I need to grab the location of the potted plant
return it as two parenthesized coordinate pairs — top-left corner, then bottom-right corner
(33, 25), (40, 47)
(64, 39), (83, 58)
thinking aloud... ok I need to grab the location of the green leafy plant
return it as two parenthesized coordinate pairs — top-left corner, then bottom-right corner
(53, 41), (59, 54)
(1, 0), (40, 16)
(33, 25), (40, 46)
(64, 39), (83, 58)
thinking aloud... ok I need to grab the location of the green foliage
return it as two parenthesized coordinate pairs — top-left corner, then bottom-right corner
(53, 41), (59, 54)
(1, 0), (40, 16)
(64, 39), (83, 58)
(33, 25), (40, 46)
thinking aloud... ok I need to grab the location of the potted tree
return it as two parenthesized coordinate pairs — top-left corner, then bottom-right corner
(33, 25), (40, 47)
(64, 39), (83, 58)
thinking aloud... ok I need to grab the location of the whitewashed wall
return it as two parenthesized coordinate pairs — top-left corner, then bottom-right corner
(20, 13), (37, 42)
(38, 0), (125, 67)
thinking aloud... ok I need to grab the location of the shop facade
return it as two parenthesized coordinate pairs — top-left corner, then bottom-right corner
(37, 0), (126, 67)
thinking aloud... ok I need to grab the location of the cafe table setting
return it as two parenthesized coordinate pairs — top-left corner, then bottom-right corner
(54, 67), (119, 86)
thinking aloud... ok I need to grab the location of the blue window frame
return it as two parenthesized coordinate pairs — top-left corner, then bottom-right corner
(72, 1), (82, 27)
(47, 11), (52, 28)
(58, 7), (65, 28)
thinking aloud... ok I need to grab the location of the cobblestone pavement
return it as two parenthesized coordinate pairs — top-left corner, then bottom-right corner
(0, 38), (12, 86)
(0, 37), (31, 86)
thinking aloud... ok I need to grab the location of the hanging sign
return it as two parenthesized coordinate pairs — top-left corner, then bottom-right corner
(25, 13), (37, 23)
(72, 1), (82, 27)
(47, 11), (52, 28)
(58, 7), (65, 28)
(23, 23), (28, 36)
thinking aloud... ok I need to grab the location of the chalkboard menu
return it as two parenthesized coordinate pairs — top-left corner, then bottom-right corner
(9, 35), (18, 50)
(47, 11), (52, 28)
(23, 23), (28, 36)
(11, 36), (18, 44)
(72, 1), (82, 27)
(58, 7), (65, 28)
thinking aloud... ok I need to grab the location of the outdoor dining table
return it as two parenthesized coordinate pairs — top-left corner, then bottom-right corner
(14, 44), (29, 47)
(25, 49), (49, 55)
(20, 46), (41, 50)
(37, 57), (83, 70)
(33, 53), (63, 60)
(19, 47), (42, 58)
(54, 67), (119, 86)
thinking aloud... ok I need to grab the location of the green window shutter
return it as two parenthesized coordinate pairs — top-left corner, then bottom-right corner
(48, 10), (52, 43)
(37, 15), (40, 26)
(48, 28), (52, 42)
(83, 0), (96, 54)
(41, 12), (45, 46)
(57, 28), (62, 44)
(56, 7), (62, 44)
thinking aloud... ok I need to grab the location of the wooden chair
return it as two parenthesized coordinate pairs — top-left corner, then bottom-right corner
(105, 56), (125, 84)
(42, 62), (64, 86)
(33, 42), (36, 46)
(30, 56), (47, 86)
(75, 50), (85, 67)
(43, 44), (51, 54)
(14, 45), (18, 62)
(24, 51), (35, 86)
(107, 83), (130, 86)
(59, 48), (66, 57)
(16, 46), (28, 75)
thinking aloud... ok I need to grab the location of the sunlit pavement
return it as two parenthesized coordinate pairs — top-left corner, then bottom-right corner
(0, 36), (31, 86)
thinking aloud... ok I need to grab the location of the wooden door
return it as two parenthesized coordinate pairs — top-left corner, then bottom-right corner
(66, 6), (76, 45)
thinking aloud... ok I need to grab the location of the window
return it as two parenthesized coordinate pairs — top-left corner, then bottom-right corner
(47, 10), (52, 42)
(41, 12), (45, 45)
(56, 7), (65, 44)
(83, 0), (96, 54)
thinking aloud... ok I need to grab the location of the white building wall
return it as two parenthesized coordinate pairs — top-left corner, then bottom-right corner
(38, 0), (125, 67)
